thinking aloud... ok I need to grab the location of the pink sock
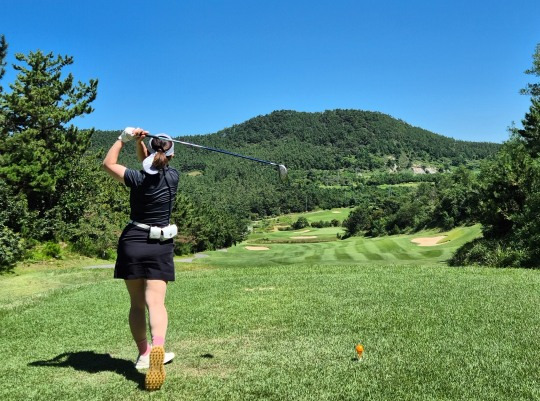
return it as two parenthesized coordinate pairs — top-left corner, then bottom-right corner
(152, 336), (165, 347)
(136, 338), (150, 356)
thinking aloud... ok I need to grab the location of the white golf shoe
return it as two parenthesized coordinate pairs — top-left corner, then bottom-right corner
(135, 349), (175, 369)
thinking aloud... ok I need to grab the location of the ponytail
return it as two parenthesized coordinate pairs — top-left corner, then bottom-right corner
(150, 137), (173, 170)
(152, 150), (169, 170)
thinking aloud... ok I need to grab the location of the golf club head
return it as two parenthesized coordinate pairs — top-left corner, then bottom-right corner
(278, 164), (288, 182)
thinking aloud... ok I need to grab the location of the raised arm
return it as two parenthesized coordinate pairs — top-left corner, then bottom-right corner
(102, 139), (127, 183)
(102, 127), (148, 183)
(134, 127), (150, 162)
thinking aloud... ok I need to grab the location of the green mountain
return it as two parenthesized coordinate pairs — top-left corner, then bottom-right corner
(176, 109), (500, 171)
(89, 109), (501, 218)
(92, 109), (500, 173)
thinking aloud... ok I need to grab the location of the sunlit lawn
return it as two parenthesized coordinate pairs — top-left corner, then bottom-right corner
(1, 224), (538, 400)
(1, 259), (539, 400)
(210, 225), (482, 267)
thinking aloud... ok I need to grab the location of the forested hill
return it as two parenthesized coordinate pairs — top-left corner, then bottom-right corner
(177, 109), (500, 170)
(91, 109), (499, 172)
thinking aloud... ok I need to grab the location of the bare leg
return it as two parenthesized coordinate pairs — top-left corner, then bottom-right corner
(145, 279), (168, 343)
(125, 279), (148, 351)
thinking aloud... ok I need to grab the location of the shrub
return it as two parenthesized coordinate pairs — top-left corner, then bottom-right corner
(0, 226), (24, 271)
(68, 216), (120, 260)
(311, 220), (334, 228)
(70, 234), (118, 260)
(174, 235), (196, 256)
(43, 241), (63, 259)
(449, 238), (526, 267)
(292, 217), (309, 230)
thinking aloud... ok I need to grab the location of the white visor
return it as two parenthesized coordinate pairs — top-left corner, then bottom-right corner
(142, 134), (174, 175)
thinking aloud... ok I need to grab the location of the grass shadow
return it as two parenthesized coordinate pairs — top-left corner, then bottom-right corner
(29, 351), (145, 389)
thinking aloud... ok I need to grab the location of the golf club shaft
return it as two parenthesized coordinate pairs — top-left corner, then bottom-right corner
(145, 134), (280, 167)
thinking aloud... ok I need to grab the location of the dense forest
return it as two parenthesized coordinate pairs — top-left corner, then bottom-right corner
(0, 33), (539, 270)
(90, 109), (500, 173)
(87, 109), (500, 231)
(88, 109), (500, 224)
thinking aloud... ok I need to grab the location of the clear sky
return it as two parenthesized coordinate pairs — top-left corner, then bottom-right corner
(1, 0), (539, 143)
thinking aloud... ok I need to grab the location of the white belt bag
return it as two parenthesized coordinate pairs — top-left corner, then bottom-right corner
(129, 220), (178, 241)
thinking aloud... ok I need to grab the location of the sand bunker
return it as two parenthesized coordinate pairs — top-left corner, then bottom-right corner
(290, 236), (318, 239)
(411, 236), (447, 246)
(295, 229), (311, 233)
(332, 211), (341, 214)
(245, 246), (270, 251)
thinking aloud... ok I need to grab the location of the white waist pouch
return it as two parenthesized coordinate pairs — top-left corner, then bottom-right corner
(149, 226), (161, 239)
(148, 224), (178, 241)
(160, 224), (178, 241)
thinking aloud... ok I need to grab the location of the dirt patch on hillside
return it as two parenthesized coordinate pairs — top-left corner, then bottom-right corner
(411, 236), (447, 246)
(245, 246), (270, 251)
(290, 236), (318, 239)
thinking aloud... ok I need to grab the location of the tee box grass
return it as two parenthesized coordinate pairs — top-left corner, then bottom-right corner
(0, 217), (538, 400)
(1, 262), (538, 400)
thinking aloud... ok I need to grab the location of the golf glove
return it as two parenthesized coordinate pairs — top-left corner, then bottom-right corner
(118, 127), (136, 143)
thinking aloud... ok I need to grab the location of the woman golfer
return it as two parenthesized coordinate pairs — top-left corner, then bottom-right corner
(103, 127), (178, 391)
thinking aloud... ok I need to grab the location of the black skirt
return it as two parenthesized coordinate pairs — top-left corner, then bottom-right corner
(114, 224), (175, 281)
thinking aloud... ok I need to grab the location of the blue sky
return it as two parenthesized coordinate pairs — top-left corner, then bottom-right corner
(1, 0), (539, 143)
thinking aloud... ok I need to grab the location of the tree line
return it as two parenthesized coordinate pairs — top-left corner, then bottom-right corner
(343, 43), (540, 268)
(1, 32), (537, 270)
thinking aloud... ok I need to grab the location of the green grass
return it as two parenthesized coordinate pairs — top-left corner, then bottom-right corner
(248, 226), (342, 244)
(206, 225), (482, 267)
(1, 224), (538, 400)
(1, 262), (538, 400)
(0, 257), (112, 311)
(269, 207), (354, 226)
(437, 225), (477, 244)
(377, 182), (421, 189)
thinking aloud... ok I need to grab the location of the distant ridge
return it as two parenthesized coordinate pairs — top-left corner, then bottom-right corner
(178, 109), (500, 170)
(91, 109), (500, 171)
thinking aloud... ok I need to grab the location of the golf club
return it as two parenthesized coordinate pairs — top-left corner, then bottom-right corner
(145, 134), (288, 182)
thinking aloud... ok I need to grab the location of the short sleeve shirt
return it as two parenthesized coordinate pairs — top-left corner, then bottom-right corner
(123, 167), (179, 227)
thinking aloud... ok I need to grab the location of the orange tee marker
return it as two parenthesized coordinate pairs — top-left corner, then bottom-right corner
(355, 344), (364, 359)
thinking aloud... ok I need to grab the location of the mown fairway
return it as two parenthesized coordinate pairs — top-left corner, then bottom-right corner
(205, 224), (483, 267)
(271, 207), (354, 225)
(1, 224), (538, 401)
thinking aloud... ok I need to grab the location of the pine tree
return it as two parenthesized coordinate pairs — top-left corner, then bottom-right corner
(0, 35), (7, 90)
(518, 98), (540, 156)
(520, 43), (540, 98)
(0, 49), (98, 215)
